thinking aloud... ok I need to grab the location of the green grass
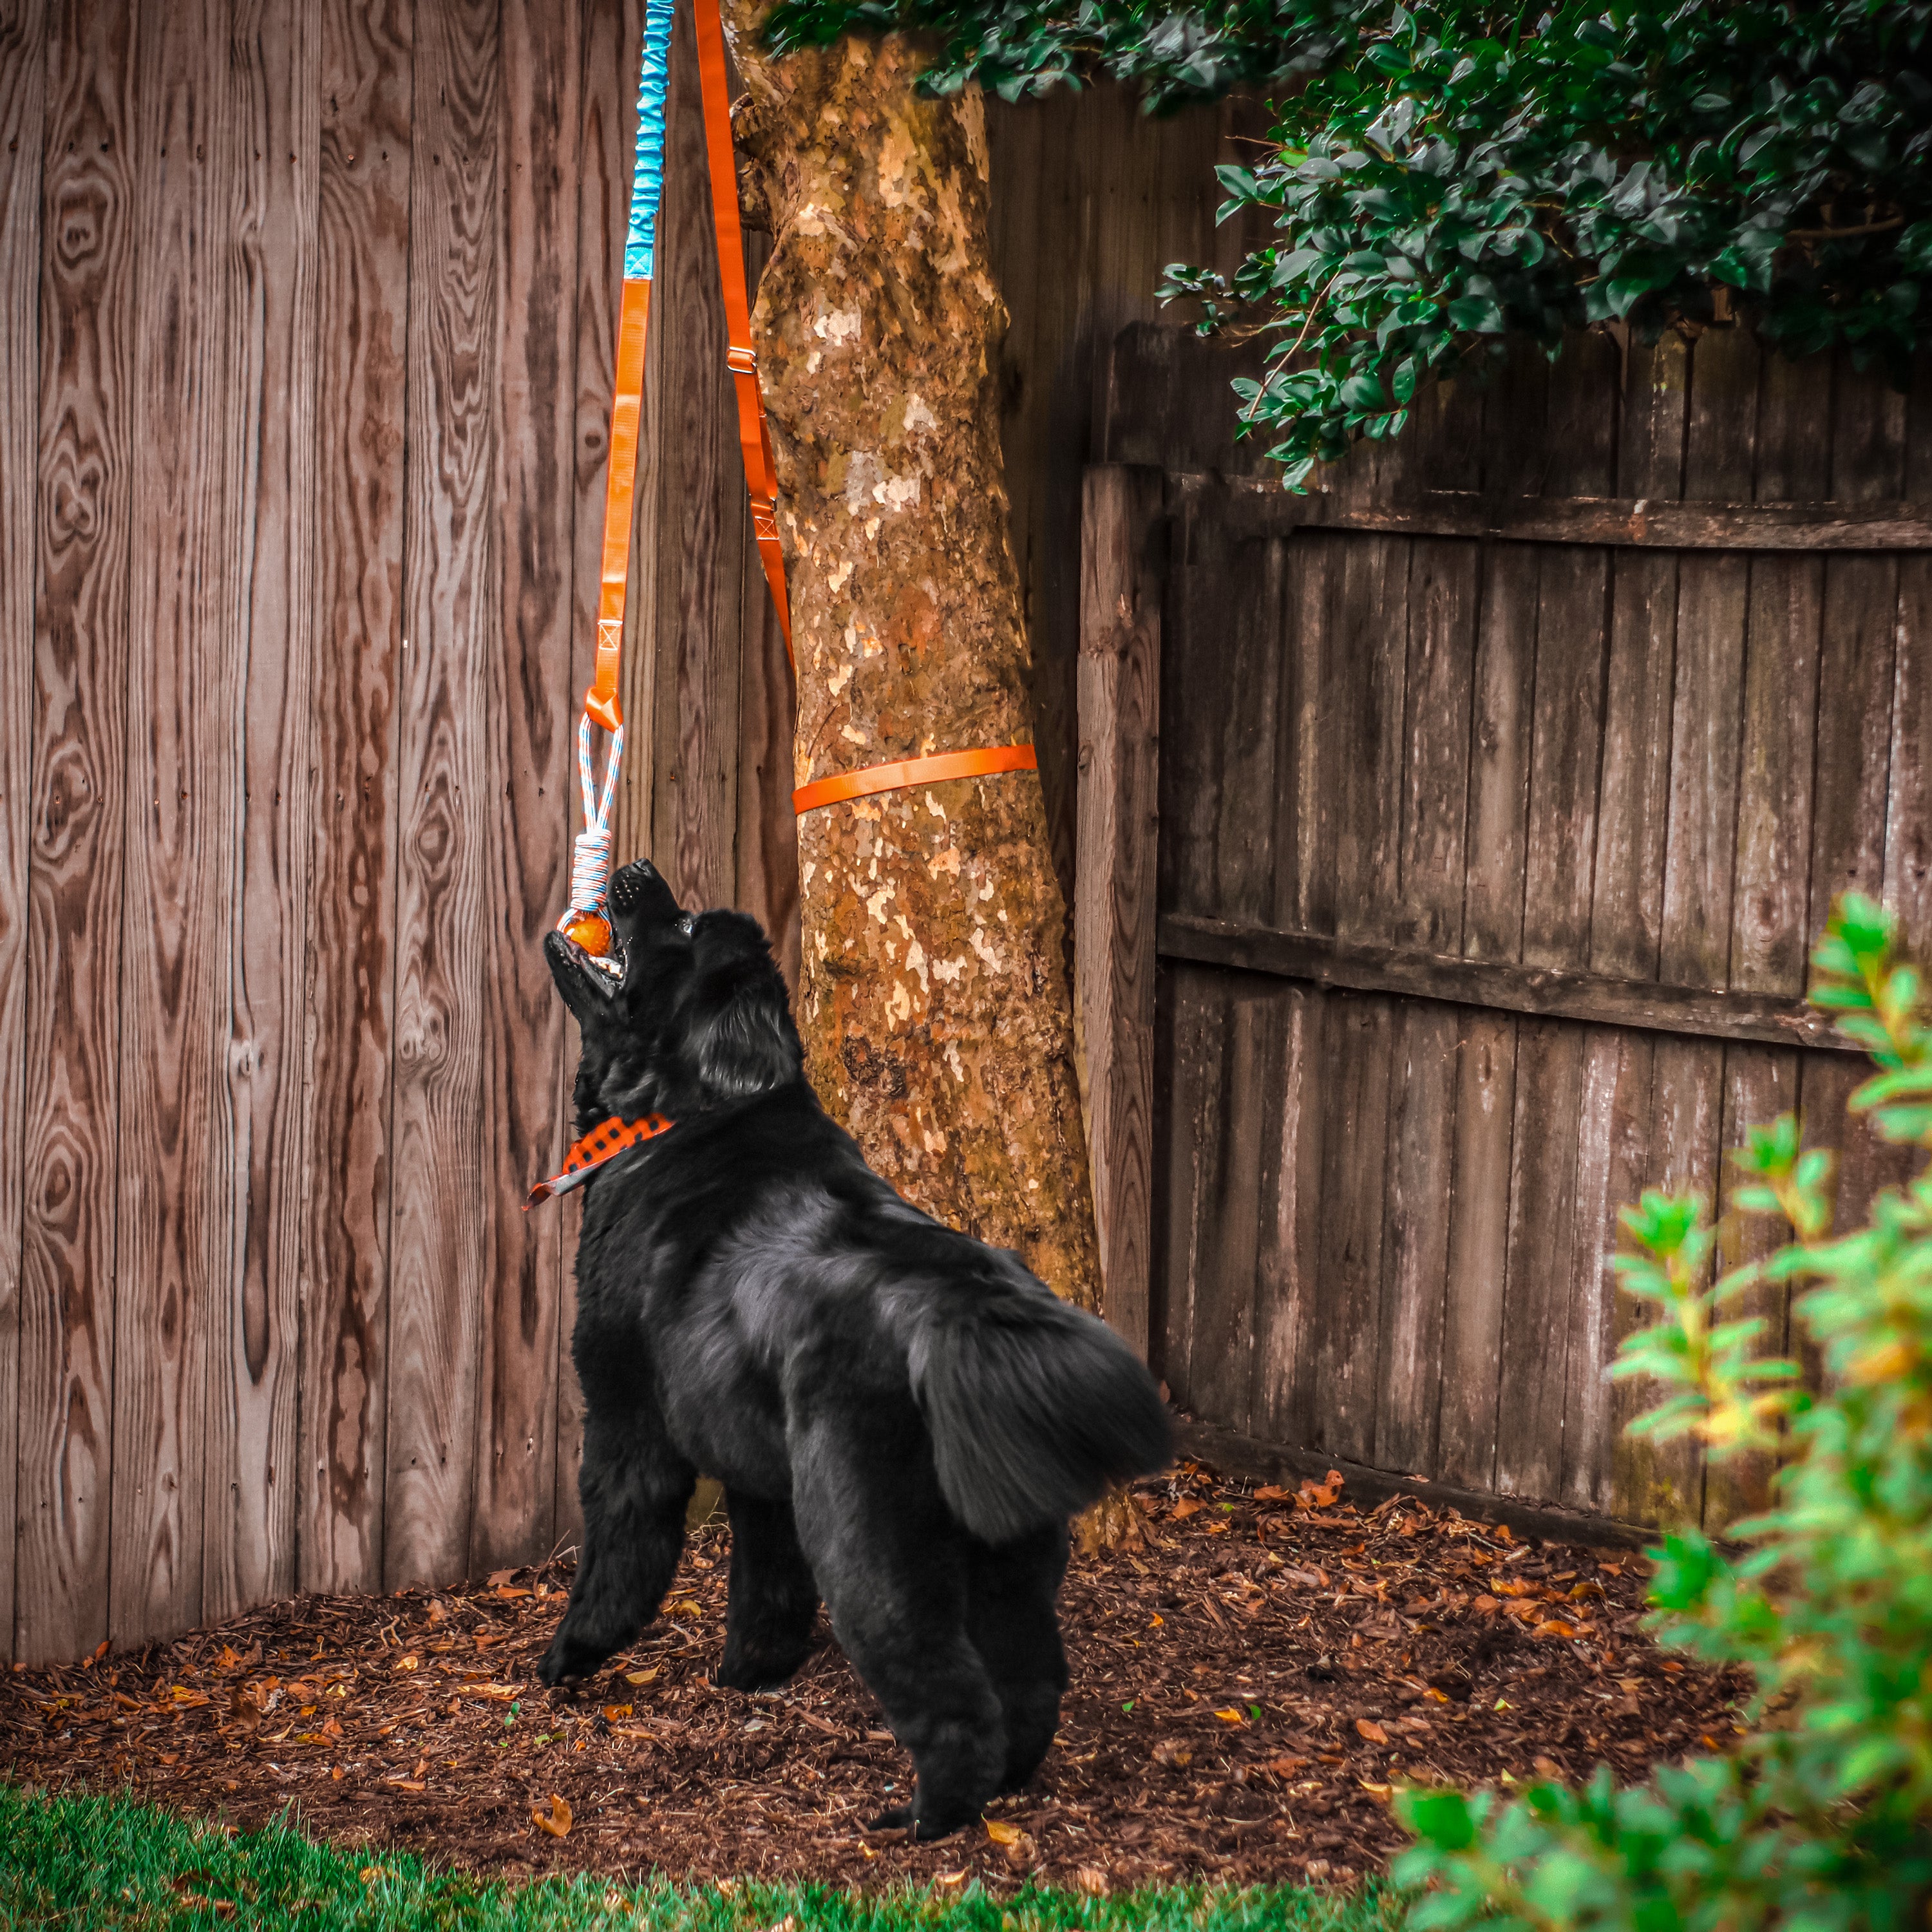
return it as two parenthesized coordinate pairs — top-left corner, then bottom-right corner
(0, 1787), (1399, 1932)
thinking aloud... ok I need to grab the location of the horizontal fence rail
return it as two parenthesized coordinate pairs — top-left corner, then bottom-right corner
(1159, 913), (1857, 1054)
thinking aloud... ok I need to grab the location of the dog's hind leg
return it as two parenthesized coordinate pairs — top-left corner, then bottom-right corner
(715, 1489), (820, 1691)
(967, 1522), (1070, 1794)
(540, 1388), (695, 1687)
(793, 1419), (1006, 1839)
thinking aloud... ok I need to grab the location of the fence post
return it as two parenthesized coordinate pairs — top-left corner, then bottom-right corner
(1076, 465), (1165, 1361)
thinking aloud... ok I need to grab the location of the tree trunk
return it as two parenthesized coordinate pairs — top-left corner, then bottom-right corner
(721, 18), (1106, 1322)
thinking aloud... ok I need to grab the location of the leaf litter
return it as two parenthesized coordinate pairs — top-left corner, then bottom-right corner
(0, 1463), (1745, 1891)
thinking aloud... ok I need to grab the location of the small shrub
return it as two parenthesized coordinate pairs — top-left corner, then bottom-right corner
(1394, 893), (1932, 1929)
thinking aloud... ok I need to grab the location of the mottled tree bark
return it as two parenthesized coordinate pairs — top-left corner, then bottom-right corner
(720, 17), (1106, 1323)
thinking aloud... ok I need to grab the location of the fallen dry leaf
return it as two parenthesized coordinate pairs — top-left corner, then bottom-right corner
(1213, 1706), (1247, 1726)
(1356, 1718), (1388, 1745)
(1170, 1499), (1204, 1520)
(532, 1794), (573, 1839)
(602, 1704), (633, 1721)
(1296, 1472), (1344, 1510)
(1077, 1865), (1110, 1895)
(985, 1819), (1023, 1845)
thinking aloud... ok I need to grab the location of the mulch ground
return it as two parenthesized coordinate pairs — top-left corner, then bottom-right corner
(1, 1462), (1748, 1892)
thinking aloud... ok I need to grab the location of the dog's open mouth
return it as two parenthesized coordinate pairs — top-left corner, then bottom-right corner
(562, 927), (625, 984)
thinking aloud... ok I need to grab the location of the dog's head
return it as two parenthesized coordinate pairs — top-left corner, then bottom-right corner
(544, 858), (803, 1128)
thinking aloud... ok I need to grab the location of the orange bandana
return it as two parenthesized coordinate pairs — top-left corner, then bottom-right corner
(525, 1112), (674, 1209)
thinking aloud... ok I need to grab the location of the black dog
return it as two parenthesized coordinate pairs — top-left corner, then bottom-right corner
(538, 858), (1171, 1838)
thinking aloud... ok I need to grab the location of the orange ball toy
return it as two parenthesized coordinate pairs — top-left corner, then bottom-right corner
(564, 913), (612, 957)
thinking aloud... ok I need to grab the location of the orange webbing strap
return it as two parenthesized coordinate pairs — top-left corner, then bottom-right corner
(793, 745), (1039, 816)
(693, 0), (793, 667)
(588, 276), (652, 734)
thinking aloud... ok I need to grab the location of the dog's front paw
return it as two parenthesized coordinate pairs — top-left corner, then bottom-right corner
(538, 1628), (599, 1687)
(714, 1647), (805, 1694)
(865, 1799), (969, 1842)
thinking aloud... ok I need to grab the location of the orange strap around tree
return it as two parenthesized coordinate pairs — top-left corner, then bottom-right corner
(694, 0), (793, 667)
(793, 744), (1039, 816)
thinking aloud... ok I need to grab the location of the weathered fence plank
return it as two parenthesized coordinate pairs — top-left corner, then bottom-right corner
(301, 0), (412, 1599)
(1077, 466), (1163, 1358)
(469, 0), (582, 1580)
(202, 0), (319, 1629)
(17, 0), (138, 1667)
(556, 0), (645, 1555)
(641, 5), (741, 915)
(112, 0), (245, 1645)
(384, 0), (500, 1591)
(0, 0), (48, 1662)
(1600, 330), (1688, 1524)
(1495, 338), (1615, 1505)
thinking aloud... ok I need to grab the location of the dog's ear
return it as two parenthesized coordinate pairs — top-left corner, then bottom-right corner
(687, 912), (801, 1101)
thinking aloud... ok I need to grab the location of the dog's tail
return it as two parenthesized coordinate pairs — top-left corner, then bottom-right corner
(907, 1265), (1173, 1543)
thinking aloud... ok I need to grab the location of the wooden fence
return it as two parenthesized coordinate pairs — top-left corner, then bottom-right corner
(1078, 323), (1932, 1537)
(0, 0), (1262, 1663)
(18, 0), (1907, 1665)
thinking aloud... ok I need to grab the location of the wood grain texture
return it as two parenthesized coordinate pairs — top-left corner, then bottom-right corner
(301, 0), (413, 1598)
(641, 5), (739, 913)
(1887, 357), (1932, 949)
(1157, 920), (1855, 1050)
(1496, 330), (1613, 1506)
(1309, 511), (1410, 1464)
(1639, 327), (1763, 1530)
(1076, 466), (1163, 1357)
(1247, 983), (1325, 1450)
(1154, 963), (1220, 1411)
(17, 0), (138, 1667)
(1182, 981), (1277, 1433)
(1562, 1026), (1653, 1513)
(0, 0), (48, 1663)
(202, 0), (320, 1629)
(731, 227), (799, 987)
(1700, 346), (1830, 1527)
(383, 0), (499, 1591)
(1179, 482), (1932, 551)
(111, 0), (244, 1645)
(558, 0), (646, 1555)
(1374, 999), (1457, 1476)
(468, 0), (580, 1579)
(1311, 992), (1395, 1464)
(1596, 330), (1685, 1524)
(1435, 350), (1544, 1495)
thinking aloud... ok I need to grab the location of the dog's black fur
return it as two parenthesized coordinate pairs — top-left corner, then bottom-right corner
(539, 858), (1172, 1839)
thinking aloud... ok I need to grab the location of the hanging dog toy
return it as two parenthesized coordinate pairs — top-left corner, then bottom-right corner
(559, 0), (676, 961)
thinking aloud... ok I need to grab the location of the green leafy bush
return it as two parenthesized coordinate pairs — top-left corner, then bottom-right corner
(1392, 893), (1932, 1931)
(1162, 2), (1932, 486)
(762, 0), (1932, 489)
